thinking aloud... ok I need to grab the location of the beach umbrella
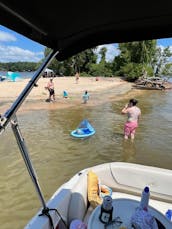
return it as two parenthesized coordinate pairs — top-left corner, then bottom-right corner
(7, 71), (20, 82)
(44, 68), (53, 73)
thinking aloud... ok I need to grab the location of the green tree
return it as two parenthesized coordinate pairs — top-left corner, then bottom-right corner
(43, 47), (97, 76)
(112, 40), (157, 81)
(99, 47), (107, 63)
(89, 47), (112, 76)
(154, 46), (172, 76)
(162, 63), (172, 76)
(0, 62), (38, 72)
(72, 48), (97, 74)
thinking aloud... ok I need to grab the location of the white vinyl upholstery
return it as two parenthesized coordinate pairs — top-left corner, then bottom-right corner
(67, 173), (88, 224)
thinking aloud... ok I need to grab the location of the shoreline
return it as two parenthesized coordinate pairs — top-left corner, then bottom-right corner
(0, 77), (145, 114)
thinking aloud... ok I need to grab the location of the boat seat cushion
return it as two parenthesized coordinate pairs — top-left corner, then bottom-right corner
(68, 173), (88, 224)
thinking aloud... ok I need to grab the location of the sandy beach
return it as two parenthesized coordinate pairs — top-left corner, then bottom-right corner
(0, 76), (144, 114)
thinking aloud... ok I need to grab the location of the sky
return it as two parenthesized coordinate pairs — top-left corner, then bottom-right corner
(0, 25), (172, 63)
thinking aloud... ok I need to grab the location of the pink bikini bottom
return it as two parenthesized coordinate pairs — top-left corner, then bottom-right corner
(124, 121), (138, 136)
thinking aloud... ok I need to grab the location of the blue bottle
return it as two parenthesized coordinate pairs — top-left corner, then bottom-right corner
(165, 209), (172, 221)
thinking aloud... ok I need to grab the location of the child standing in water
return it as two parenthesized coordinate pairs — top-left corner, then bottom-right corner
(82, 90), (89, 104)
(121, 98), (141, 140)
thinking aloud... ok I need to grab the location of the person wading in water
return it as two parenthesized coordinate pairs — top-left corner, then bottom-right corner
(121, 98), (141, 140)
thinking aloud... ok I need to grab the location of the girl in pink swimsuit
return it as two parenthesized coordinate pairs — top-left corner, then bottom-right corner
(121, 99), (141, 140)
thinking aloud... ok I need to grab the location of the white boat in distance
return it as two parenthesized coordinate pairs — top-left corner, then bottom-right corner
(0, 1), (172, 229)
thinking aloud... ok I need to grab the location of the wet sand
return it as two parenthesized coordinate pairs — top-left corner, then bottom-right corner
(0, 76), (145, 114)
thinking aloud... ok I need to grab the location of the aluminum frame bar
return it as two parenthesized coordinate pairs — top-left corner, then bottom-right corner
(11, 117), (47, 209)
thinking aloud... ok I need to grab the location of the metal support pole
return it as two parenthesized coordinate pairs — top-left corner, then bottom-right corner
(11, 117), (47, 209)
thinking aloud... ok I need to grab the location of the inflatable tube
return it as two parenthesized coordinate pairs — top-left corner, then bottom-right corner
(71, 128), (95, 138)
(71, 119), (95, 138)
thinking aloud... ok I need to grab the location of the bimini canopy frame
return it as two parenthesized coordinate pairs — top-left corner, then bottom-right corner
(0, 1), (172, 61)
(0, 50), (58, 218)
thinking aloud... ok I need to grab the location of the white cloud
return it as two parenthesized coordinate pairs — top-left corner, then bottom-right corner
(0, 31), (16, 42)
(0, 45), (44, 62)
(95, 44), (120, 62)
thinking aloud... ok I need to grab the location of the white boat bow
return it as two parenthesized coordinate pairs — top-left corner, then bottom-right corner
(25, 162), (172, 229)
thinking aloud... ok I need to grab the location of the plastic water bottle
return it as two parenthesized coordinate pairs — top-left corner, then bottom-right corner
(140, 186), (150, 211)
(165, 209), (172, 221)
(99, 195), (113, 224)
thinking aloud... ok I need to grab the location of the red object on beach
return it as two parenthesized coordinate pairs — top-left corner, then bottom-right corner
(96, 77), (99, 81)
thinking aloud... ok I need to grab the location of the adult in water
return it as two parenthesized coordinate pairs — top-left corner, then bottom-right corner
(121, 98), (141, 140)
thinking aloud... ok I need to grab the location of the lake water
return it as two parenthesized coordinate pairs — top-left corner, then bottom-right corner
(0, 88), (172, 228)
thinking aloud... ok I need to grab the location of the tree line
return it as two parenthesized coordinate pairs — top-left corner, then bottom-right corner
(0, 40), (172, 82)
(0, 61), (39, 72)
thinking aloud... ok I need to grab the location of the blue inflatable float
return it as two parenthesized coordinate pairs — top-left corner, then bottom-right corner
(71, 119), (95, 138)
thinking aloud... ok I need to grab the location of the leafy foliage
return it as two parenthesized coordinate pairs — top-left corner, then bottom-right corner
(44, 47), (97, 76)
(89, 62), (113, 77)
(112, 40), (158, 81)
(154, 47), (172, 76)
(0, 40), (171, 81)
(0, 62), (38, 72)
(161, 63), (172, 76)
(118, 63), (154, 82)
